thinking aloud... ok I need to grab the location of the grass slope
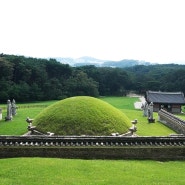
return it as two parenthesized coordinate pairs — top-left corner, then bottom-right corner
(33, 96), (131, 135)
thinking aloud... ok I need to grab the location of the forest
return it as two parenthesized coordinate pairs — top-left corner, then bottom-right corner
(0, 54), (185, 102)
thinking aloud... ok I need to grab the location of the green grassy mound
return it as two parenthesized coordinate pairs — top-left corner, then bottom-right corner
(33, 96), (131, 135)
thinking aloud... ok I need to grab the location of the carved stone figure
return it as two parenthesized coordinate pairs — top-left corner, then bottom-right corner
(142, 102), (148, 117)
(0, 108), (2, 120)
(148, 102), (153, 119)
(148, 102), (155, 123)
(12, 99), (17, 116)
(120, 119), (138, 136)
(5, 100), (12, 121)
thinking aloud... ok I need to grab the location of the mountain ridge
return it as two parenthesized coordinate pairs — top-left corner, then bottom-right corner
(54, 56), (151, 68)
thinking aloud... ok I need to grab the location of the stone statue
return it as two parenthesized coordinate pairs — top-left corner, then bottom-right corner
(26, 117), (34, 127)
(148, 102), (153, 119)
(26, 117), (36, 132)
(148, 102), (155, 123)
(142, 102), (148, 117)
(12, 99), (17, 116)
(129, 119), (137, 135)
(5, 100), (12, 121)
(0, 108), (2, 120)
(120, 119), (138, 136)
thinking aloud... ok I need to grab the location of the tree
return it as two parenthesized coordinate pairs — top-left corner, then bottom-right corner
(42, 78), (63, 100)
(0, 57), (14, 80)
(65, 71), (99, 97)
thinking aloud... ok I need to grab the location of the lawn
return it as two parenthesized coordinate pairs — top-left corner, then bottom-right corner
(0, 158), (185, 185)
(0, 101), (57, 135)
(100, 96), (175, 136)
(0, 97), (184, 185)
(0, 96), (176, 136)
(0, 107), (43, 135)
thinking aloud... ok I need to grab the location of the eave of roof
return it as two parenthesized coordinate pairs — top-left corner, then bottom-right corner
(146, 91), (185, 104)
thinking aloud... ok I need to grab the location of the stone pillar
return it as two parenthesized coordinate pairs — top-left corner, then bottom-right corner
(12, 99), (17, 116)
(5, 100), (12, 121)
(0, 108), (2, 120)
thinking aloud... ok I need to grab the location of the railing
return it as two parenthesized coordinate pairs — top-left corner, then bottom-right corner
(0, 104), (48, 110)
(0, 135), (185, 160)
(0, 135), (185, 147)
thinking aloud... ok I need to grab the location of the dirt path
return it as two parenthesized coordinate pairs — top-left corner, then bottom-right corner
(134, 96), (146, 109)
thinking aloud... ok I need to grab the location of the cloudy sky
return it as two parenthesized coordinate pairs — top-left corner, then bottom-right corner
(1, 0), (185, 63)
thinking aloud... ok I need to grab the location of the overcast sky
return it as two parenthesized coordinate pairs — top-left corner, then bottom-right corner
(1, 0), (185, 64)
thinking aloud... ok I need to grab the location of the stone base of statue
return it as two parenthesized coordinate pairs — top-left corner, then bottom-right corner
(148, 118), (155, 123)
(5, 116), (12, 121)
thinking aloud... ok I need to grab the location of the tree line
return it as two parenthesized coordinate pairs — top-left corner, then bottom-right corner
(0, 54), (185, 102)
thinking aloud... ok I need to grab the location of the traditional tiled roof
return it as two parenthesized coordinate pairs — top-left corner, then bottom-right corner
(146, 91), (185, 104)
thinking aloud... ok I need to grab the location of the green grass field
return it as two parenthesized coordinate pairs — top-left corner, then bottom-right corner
(0, 96), (176, 136)
(0, 101), (57, 135)
(100, 97), (175, 136)
(0, 96), (185, 185)
(0, 158), (185, 185)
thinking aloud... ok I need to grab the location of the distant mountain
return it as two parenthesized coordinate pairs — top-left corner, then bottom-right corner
(102, 59), (150, 68)
(54, 56), (151, 68)
(53, 57), (75, 66)
(73, 56), (105, 67)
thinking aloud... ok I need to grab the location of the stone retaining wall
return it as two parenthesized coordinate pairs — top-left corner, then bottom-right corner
(0, 135), (185, 160)
(0, 146), (185, 160)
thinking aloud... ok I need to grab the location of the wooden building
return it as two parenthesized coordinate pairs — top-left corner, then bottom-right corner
(145, 91), (185, 113)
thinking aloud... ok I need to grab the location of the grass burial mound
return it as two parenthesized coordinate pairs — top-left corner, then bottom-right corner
(33, 96), (131, 135)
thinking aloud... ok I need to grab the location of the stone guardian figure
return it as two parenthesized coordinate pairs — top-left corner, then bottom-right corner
(0, 108), (2, 120)
(148, 102), (153, 119)
(5, 100), (12, 121)
(12, 99), (17, 116)
(148, 102), (155, 123)
(142, 102), (148, 117)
